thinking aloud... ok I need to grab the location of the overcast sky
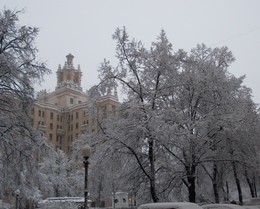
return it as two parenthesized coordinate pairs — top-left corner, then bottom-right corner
(2, 0), (260, 102)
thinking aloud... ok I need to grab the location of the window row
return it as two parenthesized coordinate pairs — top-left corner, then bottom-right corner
(69, 111), (82, 121)
(70, 98), (82, 104)
(49, 134), (63, 143)
(49, 123), (63, 130)
(33, 109), (63, 122)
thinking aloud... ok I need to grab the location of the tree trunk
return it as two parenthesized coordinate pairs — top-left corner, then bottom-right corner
(150, 181), (159, 202)
(148, 138), (159, 202)
(246, 176), (256, 198)
(188, 175), (196, 202)
(244, 166), (256, 198)
(183, 149), (196, 203)
(186, 164), (196, 203)
(213, 162), (220, 203)
(54, 186), (59, 197)
(232, 161), (243, 205)
(226, 181), (230, 201)
(97, 177), (103, 207)
(253, 177), (257, 197)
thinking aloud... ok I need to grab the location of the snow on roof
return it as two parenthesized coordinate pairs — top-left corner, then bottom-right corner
(138, 202), (203, 209)
(41, 197), (91, 204)
(246, 198), (260, 204)
(244, 206), (260, 209)
(202, 204), (245, 209)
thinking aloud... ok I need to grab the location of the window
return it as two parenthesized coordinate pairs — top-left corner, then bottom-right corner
(76, 112), (79, 119)
(50, 112), (53, 119)
(42, 111), (45, 117)
(76, 123), (78, 129)
(38, 110), (41, 117)
(71, 124), (73, 131)
(50, 123), (53, 130)
(49, 134), (53, 141)
(70, 98), (73, 104)
(57, 115), (59, 121)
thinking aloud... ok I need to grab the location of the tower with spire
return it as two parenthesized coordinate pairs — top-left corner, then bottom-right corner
(56, 53), (82, 91)
(32, 54), (120, 154)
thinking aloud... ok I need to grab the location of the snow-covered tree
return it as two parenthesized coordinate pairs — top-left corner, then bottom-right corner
(0, 9), (49, 202)
(93, 28), (183, 202)
(160, 44), (240, 202)
(93, 27), (260, 203)
(39, 149), (71, 198)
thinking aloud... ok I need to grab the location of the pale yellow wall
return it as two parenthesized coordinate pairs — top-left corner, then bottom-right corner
(40, 89), (88, 108)
(32, 54), (120, 155)
(32, 95), (119, 155)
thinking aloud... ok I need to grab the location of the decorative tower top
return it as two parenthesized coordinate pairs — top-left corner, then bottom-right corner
(56, 53), (82, 91)
(64, 53), (75, 69)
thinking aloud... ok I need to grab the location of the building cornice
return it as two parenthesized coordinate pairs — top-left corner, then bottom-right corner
(34, 101), (64, 111)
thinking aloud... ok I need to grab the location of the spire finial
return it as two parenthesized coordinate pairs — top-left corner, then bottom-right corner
(65, 53), (74, 69)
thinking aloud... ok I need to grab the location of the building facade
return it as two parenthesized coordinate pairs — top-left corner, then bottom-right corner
(31, 54), (119, 154)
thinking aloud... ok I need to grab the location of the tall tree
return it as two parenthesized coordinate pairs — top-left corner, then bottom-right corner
(95, 27), (181, 202)
(94, 27), (259, 203)
(0, 9), (49, 201)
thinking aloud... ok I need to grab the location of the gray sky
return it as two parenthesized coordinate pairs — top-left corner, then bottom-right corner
(2, 0), (260, 102)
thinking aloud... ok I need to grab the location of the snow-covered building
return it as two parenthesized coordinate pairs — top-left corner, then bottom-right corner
(31, 54), (120, 154)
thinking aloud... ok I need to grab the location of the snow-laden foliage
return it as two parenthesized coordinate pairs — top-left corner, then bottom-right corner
(39, 150), (71, 197)
(91, 27), (260, 204)
(0, 9), (50, 203)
